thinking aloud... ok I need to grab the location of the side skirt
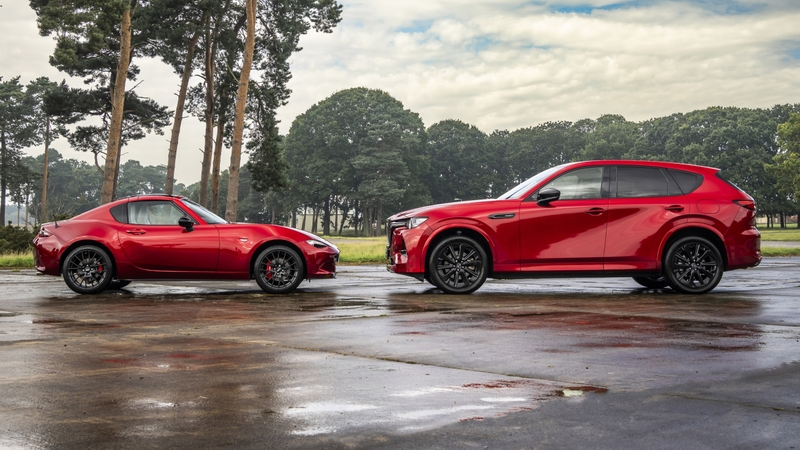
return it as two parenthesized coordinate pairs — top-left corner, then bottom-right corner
(492, 270), (662, 280)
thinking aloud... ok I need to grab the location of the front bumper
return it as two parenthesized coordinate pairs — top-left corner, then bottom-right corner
(305, 243), (339, 279)
(386, 222), (428, 277)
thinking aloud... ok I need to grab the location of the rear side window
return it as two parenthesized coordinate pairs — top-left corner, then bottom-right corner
(110, 204), (128, 223)
(669, 169), (704, 194)
(616, 166), (670, 198)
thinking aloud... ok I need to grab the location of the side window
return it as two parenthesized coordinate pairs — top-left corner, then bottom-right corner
(110, 203), (128, 223)
(128, 201), (188, 225)
(669, 169), (704, 194)
(616, 167), (669, 198)
(540, 167), (604, 200)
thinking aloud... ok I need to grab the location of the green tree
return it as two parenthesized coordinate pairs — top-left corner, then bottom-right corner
(770, 112), (800, 227)
(284, 88), (429, 235)
(30, 0), (170, 202)
(426, 120), (490, 203)
(0, 77), (39, 226)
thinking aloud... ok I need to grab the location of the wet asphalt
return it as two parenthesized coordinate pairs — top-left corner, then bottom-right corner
(1, 259), (799, 449)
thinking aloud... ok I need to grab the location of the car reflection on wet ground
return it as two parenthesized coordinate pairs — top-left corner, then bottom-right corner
(1, 259), (799, 448)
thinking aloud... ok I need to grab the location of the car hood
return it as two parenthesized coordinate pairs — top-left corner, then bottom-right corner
(388, 198), (500, 221)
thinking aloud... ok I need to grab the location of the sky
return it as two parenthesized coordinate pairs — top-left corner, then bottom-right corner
(2, 0), (800, 186)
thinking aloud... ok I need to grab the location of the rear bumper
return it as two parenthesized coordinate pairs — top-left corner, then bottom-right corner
(726, 229), (761, 270)
(32, 236), (62, 276)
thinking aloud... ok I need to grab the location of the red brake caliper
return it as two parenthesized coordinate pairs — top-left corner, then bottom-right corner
(265, 262), (273, 281)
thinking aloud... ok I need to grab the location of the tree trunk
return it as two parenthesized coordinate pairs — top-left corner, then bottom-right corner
(111, 139), (123, 199)
(338, 203), (348, 235)
(199, 14), (215, 207)
(100, 6), (132, 204)
(165, 30), (201, 195)
(41, 116), (50, 221)
(224, 0), (256, 222)
(292, 209), (297, 228)
(210, 100), (225, 213)
(323, 196), (331, 235)
(1, 130), (8, 226)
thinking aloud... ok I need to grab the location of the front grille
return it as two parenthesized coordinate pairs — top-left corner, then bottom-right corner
(386, 219), (408, 259)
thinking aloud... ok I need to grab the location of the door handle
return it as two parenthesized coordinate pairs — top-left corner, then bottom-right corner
(665, 205), (684, 212)
(125, 229), (147, 235)
(584, 208), (605, 216)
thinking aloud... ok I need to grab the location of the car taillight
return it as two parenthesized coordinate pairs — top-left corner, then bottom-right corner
(733, 199), (755, 211)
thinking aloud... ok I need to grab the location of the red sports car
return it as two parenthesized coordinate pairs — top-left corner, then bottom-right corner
(387, 160), (761, 294)
(33, 195), (339, 294)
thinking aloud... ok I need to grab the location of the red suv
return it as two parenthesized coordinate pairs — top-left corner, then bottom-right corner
(386, 160), (761, 294)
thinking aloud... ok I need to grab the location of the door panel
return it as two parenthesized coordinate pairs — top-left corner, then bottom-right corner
(118, 200), (220, 272)
(119, 225), (220, 271)
(519, 199), (608, 271)
(604, 166), (688, 271)
(604, 198), (688, 270)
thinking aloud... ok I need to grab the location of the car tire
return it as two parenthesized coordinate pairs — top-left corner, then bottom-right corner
(62, 245), (114, 294)
(663, 236), (724, 294)
(632, 276), (669, 289)
(254, 245), (305, 294)
(428, 235), (488, 294)
(108, 280), (132, 290)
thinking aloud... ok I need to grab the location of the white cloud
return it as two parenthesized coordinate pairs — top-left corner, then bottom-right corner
(2, 1), (800, 185)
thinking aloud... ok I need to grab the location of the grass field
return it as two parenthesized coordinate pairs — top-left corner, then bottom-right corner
(2, 241), (797, 270)
(325, 237), (386, 263)
(758, 228), (800, 241)
(0, 252), (34, 268)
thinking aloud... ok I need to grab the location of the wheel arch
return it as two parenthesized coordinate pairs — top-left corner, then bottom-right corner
(424, 225), (495, 278)
(59, 240), (119, 279)
(660, 226), (728, 271)
(249, 239), (308, 280)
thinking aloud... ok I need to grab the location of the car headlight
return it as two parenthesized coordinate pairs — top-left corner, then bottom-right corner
(408, 217), (428, 228)
(306, 239), (336, 250)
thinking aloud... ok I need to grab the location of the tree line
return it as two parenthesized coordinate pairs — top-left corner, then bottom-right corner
(0, 0), (342, 227)
(271, 88), (800, 234)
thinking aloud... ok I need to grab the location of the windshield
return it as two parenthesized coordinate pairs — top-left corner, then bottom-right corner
(182, 198), (228, 224)
(497, 164), (567, 200)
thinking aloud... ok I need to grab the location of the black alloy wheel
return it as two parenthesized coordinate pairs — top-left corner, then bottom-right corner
(108, 280), (132, 290)
(664, 236), (724, 294)
(632, 276), (669, 289)
(428, 236), (488, 294)
(254, 245), (305, 294)
(62, 245), (114, 294)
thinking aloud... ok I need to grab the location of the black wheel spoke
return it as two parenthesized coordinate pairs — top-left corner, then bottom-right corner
(65, 247), (109, 291)
(259, 249), (299, 289)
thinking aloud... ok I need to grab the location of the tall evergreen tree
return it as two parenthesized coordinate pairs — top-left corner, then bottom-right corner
(30, 0), (169, 203)
(0, 77), (39, 226)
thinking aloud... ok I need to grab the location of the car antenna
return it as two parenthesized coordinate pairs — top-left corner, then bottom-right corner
(55, 220), (59, 228)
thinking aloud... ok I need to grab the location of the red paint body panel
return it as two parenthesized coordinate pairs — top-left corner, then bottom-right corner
(604, 196), (689, 271)
(387, 160), (761, 286)
(519, 198), (608, 271)
(33, 195), (338, 287)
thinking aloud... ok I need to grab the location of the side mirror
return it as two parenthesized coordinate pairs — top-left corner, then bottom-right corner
(178, 217), (195, 232)
(536, 188), (561, 205)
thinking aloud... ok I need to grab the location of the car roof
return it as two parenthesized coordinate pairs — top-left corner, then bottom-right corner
(117, 194), (186, 201)
(568, 160), (719, 173)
